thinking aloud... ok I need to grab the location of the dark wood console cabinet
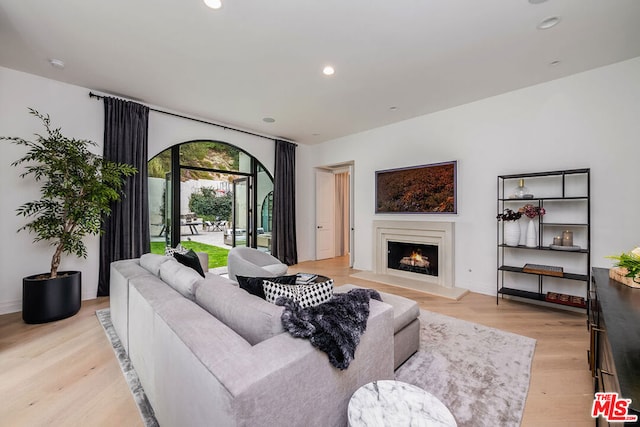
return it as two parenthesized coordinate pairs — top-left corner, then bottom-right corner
(589, 268), (640, 426)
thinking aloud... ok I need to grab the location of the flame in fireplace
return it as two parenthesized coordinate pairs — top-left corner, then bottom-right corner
(398, 250), (429, 268)
(410, 251), (424, 263)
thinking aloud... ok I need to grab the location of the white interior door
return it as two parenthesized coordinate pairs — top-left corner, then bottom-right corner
(315, 169), (335, 260)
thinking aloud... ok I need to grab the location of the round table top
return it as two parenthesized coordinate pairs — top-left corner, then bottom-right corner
(348, 380), (457, 427)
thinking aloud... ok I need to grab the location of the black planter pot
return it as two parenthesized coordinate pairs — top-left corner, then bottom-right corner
(22, 271), (82, 324)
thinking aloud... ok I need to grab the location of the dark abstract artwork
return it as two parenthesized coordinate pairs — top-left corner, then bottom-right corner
(376, 161), (457, 214)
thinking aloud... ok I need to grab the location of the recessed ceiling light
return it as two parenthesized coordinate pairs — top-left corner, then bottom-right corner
(528, 0), (548, 4)
(263, 117), (275, 123)
(322, 65), (335, 76)
(537, 16), (561, 30)
(49, 58), (65, 69)
(549, 60), (561, 66)
(204, 0), (222, 9)
(389, 106), (398, 111)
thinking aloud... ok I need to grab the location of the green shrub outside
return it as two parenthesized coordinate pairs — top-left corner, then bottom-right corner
(189, 187), (232, 222)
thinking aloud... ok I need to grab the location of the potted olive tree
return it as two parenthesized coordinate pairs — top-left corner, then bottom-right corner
(2, 109), (137, 323)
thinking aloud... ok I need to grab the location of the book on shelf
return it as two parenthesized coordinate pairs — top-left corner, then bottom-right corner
(545, 292), (586, 308)
(522, 263), (564, 277)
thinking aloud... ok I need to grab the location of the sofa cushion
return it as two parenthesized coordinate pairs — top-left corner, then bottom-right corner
(159, 260), (204, 300)
(195, 278), (285, 345)
(174, 249), (206, 278)
(263, 280), (334, 308)
(236, 275), (298, 299)
(140, 253), (176, 276)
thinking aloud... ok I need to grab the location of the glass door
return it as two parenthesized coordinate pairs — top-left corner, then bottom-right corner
(164, 172), (172, 247)
(256, 163), (274, 253)
(232, 177), (249, 247)
(148, 140), (274, 255)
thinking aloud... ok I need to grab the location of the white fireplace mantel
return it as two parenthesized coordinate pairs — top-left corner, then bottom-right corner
(351, 220), (468, 300)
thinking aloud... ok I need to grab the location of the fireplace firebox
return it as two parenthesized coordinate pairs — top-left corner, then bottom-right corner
(387, 241), (438, 277)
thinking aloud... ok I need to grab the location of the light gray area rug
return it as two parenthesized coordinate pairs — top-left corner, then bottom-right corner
(96, 309), (159, 427)
(395, 310), (536, 427)
(97, 308), (534, 427)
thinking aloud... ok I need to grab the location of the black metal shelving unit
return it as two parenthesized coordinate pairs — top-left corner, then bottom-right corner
(496, 168), (591, 310)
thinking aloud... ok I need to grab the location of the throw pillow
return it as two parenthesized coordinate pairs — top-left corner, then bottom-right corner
(165, 244), (188, 257)
(140, 253), (176, 276)
(236, 275), (298, 299)
(263, 279), (334, 308)
(159, 260), (203, 300)
(174, 249), (206, 278)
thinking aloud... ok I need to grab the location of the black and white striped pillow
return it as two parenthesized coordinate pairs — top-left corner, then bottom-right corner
(263, 279), (334, 308)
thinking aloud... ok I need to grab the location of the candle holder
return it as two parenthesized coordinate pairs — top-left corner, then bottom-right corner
(553, 236), (563, 246)
(562, 230), (573, 246)
(513, 179), (533, 199)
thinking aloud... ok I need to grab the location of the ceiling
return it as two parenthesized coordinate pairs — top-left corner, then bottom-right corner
(1, 1), (640, 145)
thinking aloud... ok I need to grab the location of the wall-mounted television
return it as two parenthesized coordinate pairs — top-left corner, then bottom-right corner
(375, 160), (457, 214)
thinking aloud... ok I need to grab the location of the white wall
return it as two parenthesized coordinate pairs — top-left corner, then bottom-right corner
(147, 110), (274, 167)
(297, 57), (640, 296)
(0, 66), (274, 314)
(3, 56), (639, 312)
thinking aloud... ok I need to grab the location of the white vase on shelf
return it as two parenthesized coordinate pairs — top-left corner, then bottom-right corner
(525, 218), (537, 248)
(503, 221), (521, 247)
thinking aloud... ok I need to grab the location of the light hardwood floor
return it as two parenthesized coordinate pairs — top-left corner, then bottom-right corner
(0, 256), (594, 426)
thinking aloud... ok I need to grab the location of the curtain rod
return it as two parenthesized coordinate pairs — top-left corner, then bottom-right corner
(88, 92), (297, 146)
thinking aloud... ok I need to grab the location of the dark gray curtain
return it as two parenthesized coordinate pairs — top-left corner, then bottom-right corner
(271, 139), (298, 265)
(98, 97), (150, 296)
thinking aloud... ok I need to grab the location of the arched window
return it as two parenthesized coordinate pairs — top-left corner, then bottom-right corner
(148, 140), (273, 269)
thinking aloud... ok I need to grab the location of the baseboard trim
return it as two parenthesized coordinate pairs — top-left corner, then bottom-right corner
(0, 299), (22, 316)
(1, 294), (96, 316)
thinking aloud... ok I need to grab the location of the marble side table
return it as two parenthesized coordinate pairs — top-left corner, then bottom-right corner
(348, 380), (457, 427)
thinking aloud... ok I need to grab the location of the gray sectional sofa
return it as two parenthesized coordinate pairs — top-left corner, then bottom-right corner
(110, 253), (419, 427)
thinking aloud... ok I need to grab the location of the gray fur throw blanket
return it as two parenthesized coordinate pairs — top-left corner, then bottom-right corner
(277, 288), (382, 370)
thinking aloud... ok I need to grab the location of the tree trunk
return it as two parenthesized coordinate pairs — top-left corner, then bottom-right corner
(50, 243), (64, 279)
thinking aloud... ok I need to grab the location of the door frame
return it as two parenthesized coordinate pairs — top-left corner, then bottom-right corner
(315, 161), (355, 267)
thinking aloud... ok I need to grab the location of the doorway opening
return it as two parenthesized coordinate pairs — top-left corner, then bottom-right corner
(148, 140), (273, 270)
(315, 162), (354, 267)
